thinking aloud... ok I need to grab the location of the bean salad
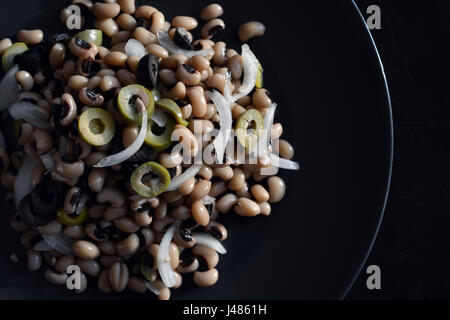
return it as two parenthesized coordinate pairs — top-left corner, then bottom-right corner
(0, 0), (299, 299)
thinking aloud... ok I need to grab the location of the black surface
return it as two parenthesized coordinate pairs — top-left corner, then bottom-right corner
(348, 0), (450, 299)
(0, 0), (392, 299)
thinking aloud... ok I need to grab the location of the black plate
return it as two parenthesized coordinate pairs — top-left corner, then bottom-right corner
(0, 0), (392, 299)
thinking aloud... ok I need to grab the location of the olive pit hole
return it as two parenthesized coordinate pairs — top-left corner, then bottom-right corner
(89, 118), (105, 135)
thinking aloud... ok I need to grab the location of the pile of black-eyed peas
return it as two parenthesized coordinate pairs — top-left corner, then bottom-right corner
(0, 0), (299, 299)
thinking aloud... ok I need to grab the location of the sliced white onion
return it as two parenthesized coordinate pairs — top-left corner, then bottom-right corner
(33, 239), (53, 252)
(151, 108), (167, 128)
(125, 39), (147, 58)
(268, 152), (300, 170)
(42, 233), (76, 256)
(9, 101), (52, 131)
(253, 103), (277, 157)
(14, 157), (37, 207)
(0, 65), (20, 111)
(145, 280), (161, 296)
(200, 195), (216, 206)
(40, 154), (55, 171)
(165, 164), (202, 192)
(157, 222), (180, 288)
(157, 30), (214, 58)
(0, 130), (5, 150)
(94, 106), (148, 168)
(75, 193), (89, 215)
(192, 232), (227, 254)
(211, 89), (232, 163)
(232, 44), (259, 101)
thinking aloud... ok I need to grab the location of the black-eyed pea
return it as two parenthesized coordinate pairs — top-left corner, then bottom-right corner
(26, 249), (42, 271)
(238, 21), (266, 42)
(155, 201), (168, 220)
(213, 166), (234, 181)
(271, 123), (283, 140)
(134, 27), (158, 46)
(159, 151), (183, 168)
(198, 165), (213, 181)
(206, 221), (228, 241)
(191, 200), (210, 226)
(98, 268), (112, 293)
(135, 5), (158, 19)
(228, 54), (243, 80)
(181, 104), (192, 119)
(268, 176), (286, 203)
(252, 89), (272, 109)
(99, 255), (121, 268)
(76, 259), (101, 277)
(188, 55), (210, 73)
(235, 198), (261, 217)
(100, 75), (121, 91)
(212, 42), (227, 67)
(236, 182), (251, 198)
(116, 13), (137, 31)
(95, 18), (119, 38)
(258, 202), (271, 216)
(127, 276), (147, 293)
(178, 176), (195, 196)
(193, 244), (218, 269)
(201, 19), (225, 40)
(159, 69), (177, 87)
(176, 64), (201, 86)
(116, 69), (138, 86)
(177, 256), (199, 273)
(154, 279), (171, 300)
(160, 54), (188, 70)
(68, 75), (89, 90)
(93, 2), (120, 19)
(171, 206), (191, 221)
(97, 188), (126, 207)
(16, 71), (34, 92)
(200, 3), (224, 21)
(54, 255), (75, 273)
(111, 42), (127, 53)
(50, 43), (66, 70)
(209, 181), (227, 198)
(145, 10), (163, 32)
(206, 73), (229, 95)
(109, 262), (129, 292)
(88, 168), (108, 193)
(251, 184), (270, 202)
(146, 43), (169, 59)
(172, 16), (198, 30)
(190, 180), (212, 201)
(194, 268), (219, 287)
(118, 0), (135, 14)
(187, 86), (207, 118)
(202, 103), (217, 120)
(17, 29), (44, 45)
(105, 51), (128, 67)
(78, 87), (104, 106)
(74, 240), (100, 260)
(236, 95), (252, 107)
(114, 216), (140, 233)
(228, 168), (245, 191)
(44, 268), (68, 285)
(0, 38), (12, 55)
(278, 139), (295, 160)
(64, 225), (86, 239)
(98, 240), (117, 255)
(166, 81), (186, 100)
(126, 55), (140, 73)
(169, 242), (180, 269)
(116, 233), (139, 257)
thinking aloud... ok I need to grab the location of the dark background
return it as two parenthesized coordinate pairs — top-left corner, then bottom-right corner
(348, 0), (450, 299)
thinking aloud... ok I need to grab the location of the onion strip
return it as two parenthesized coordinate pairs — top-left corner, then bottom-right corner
(232, 44), (259, 101)
(211, 89), (232, 164)
(145, 280), (161, 296)
(125, 39), (147, 58)
(95, 99), (148, 168)
(42, 233), (76, 256)
(268, 153), (300, 170)
(13, 156), (37, 207)
(192, 233), (227, 254)
(157, 222), (180, 288)
(0, 65), (20, 111)
(9, 101), (52, 131)
(253, 103), (276, 157)
(165, 164), (202, 192)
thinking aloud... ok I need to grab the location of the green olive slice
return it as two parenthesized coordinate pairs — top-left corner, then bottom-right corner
(236, 109), (264, 149)
(74, 29), (103, 46)
(78, 108), (116, 146)
(140, 253), (154, 281)
(156, 98), (189, 127)
(2, 42), (28, 72)
(13, 119), (24, 137)
(145, 115), (175, 151)
(131, 161), (171, 197)
(151, 89), (162, 102)
(56, 207), (88, 226)
(118, 84), (155, 125)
